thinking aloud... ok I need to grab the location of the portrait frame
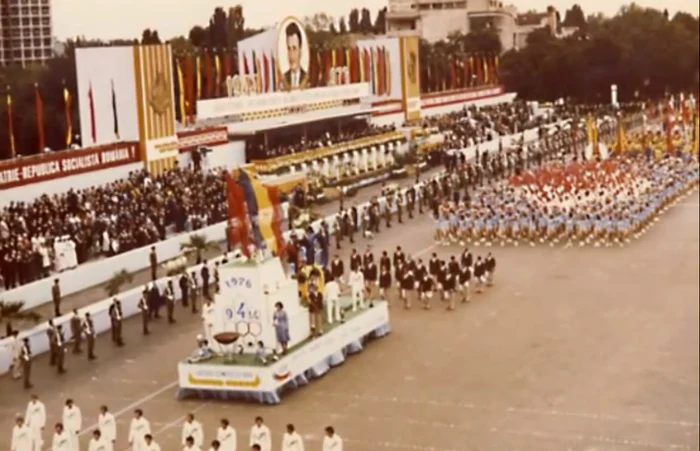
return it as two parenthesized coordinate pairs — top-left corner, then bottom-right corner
(276, 16), (310, 91)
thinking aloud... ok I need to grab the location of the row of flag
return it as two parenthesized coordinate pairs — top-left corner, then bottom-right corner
(226, 169), (285, 255)
(4, 80), (120, 156)
(423, 54), (500, 93)
(5, 84), (53, 157)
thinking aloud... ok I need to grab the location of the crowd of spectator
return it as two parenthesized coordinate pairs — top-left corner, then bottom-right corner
(0, 167), (227, 291)
(246, 119), (396, 160)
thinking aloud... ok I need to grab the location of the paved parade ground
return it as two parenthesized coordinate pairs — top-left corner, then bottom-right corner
(1, 190), (698, 450)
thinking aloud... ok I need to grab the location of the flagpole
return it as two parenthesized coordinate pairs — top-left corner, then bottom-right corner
(6, 85), (16, 158)
(63, 79), (73, 148)
(34, 83), (45, 153)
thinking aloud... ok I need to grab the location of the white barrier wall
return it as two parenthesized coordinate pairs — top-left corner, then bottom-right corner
(0, 162), (143, 207)
(0, 123), (556, 375)
(176, 140), (246, 171)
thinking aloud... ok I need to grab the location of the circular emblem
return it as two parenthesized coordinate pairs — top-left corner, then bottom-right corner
(148, 71), (171, 115)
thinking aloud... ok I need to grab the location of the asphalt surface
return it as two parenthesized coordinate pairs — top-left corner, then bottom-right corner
(0, 187), (697, 451)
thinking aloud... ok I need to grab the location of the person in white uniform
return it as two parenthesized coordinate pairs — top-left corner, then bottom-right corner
(142, 435), (160, 451)
(61, 399), (81, 451)
(181, 413), (203, 448)
(349, 268), (365, 311)
(281, 424), (304, 451)
(201, 300), (216, 345)
(215, 419), (236, 451)
(52, 423), (72, 451)
(127, 409), (151, 451)
(323, 278), (341, 324)
(322, 426), (343, 451)
(206, 440), (221, 451)
(11, 415), (32, 451)
(87, 430), (113, 451)
(25, 395), (46, 451)
(183, 436), (202, 451)
(248, 417), (271, 451)
(97, 405), (116, 445)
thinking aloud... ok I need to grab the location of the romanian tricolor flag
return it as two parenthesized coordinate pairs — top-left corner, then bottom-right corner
(225, 172), (251, 255)
(176, 59), (187, 125)
(236, 170), (285, 254)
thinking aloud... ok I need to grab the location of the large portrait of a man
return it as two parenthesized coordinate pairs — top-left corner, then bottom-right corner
(277, 17), (310, 91)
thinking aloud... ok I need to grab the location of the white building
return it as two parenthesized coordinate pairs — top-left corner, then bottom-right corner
(385, 0), (568, 52)
(0, 0), (53, 67)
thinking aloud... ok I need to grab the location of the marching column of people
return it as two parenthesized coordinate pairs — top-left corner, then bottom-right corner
(10, 395), (344, 451)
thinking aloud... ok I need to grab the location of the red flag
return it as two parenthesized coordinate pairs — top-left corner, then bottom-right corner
(463, 56), (470, 88)
(323, 49), (332, 84)
(88, 82), (96, 144)
(377, 47), (384, 95)
(243, 52), (249, 76)
(232, 52), (238, 76)
(34, 83), (44, 152)
(450, 58), (457, 90)
(226, 172), (251, 255)
(475, 55), (483, 85)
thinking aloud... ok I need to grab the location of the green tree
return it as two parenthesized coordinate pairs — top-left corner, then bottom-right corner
(180, 233), (220, 263)
(141, 29), (162, 44)
(339, 17), (348, 34)
(104, 269), (134, 297)
(373, 7), (387, 34)
(209, 7), (229, 49)
(348, 9), (360, 33)
(563, 4), (587, 29)
(189, 25), (208, 47)
(227, 6), (246, 50)
(0, 300), (41, 335)
(359, 8), (374, 33)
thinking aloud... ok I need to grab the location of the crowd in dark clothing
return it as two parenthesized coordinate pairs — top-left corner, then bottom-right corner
(0, 167), (227, 291)
(246, 119), (396, 160)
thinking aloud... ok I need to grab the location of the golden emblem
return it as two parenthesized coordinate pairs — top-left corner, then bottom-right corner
(148, 71), (171, 115)
(407, 51), (418, 85)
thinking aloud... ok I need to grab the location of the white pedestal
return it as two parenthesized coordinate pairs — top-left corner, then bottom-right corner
(211, 257), (310, 353)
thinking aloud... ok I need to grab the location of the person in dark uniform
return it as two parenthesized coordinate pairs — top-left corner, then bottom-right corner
(459, 262), (472, 303)
(400, 264), (414, 309)
(54, 325), (66, 374)
(364, 259), (378, 301)
(448, 256), (460, 279)
(108, 299), (124, 347)
(201, 262), (210, 300)
(461, 248), (473, 269)
(443, 266), (456, 310)
(179, 272), (190, 308)
(474, 256), (485, 293)
(419, 273), (435, 310)
(393, 246), (405, 268)
(436, 260), (447, 299)
(343, 211), (355, 244)
(333, 217), (343, 250)
(379, 251), (391, 274)
(308, 286), (324, 337)
(51, 279), (62, 317)
(81, 312), (96, 360)
(138, 294), (150, 335)
(384, 197), (392, 228)
(214, 261), (221, 294)
(190, 271), (199, 313)
(330, 255), (344, 286)
(362, 247), (373, 268)
(165, 285), (176, 324)
(379, 265), (392, 302)
(69, 309), (82, 354)
(349, 249), (362, 273)
(485, 252), (496, 286)
(47, 320), (58, 366)
(149, 246), (158, 281)
(407, 187), (415, 219)
(396, 194), (403, 224)
(21, 338), (32, 389)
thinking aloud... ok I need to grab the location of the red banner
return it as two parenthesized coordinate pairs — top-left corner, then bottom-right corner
(225, 172), (251, 255)
(0, 142), (140, 189)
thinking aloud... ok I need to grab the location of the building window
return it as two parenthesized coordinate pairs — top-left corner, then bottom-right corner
(22, 18), (30, 25)
(33, 38), (42, 46)
(20, 6), (29, 14)
(13, 50), (22, 59)
(44, 48), (52, 57)
(455, 1), (466, 7)
(23, 38), (31, 47)
(11, 18), (20, 26)
(432, 3), (442, 8)
(41, 18), (50, 25)
(32, 17), (39, 25)
(43, 37), (51, 45)
(23, 49), (32, 57)
(40, 6), (49, 15)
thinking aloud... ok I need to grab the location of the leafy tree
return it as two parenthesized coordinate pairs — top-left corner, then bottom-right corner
(104, 269), (134, 297)
(329, 21), (338, 35)
(141, 29), (162, 44)
(339, 17), (348, 35)
(373, 7), (387, 34)
(227, 6), (246, 49)
(359, 8), (374, 33)
(209, 7), (229, 49)
(180, 233), (220, 263)
(563, 4), (587, 29)
(348, 9), (360, 33)
(0, 300), (41, 336)
(189, 25), (208, 47)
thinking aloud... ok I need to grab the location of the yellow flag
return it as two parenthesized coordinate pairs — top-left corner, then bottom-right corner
(214, 53), (221, 95)
(693, 113), (699, 155)
(177, 60), (186, 126)
(195, 55), (202, 100)
(6, 91), (15, 157)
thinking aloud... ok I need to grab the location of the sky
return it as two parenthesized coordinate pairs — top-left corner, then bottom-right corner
(52, 0), (700, 41)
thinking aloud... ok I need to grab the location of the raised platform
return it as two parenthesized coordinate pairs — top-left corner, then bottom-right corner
(177, 301), (391, 404)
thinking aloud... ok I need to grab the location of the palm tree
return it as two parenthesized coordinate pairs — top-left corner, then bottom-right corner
(0, 300), (41, 337)
(180, 234), (220, 264)
(104, 269), (134, 297)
